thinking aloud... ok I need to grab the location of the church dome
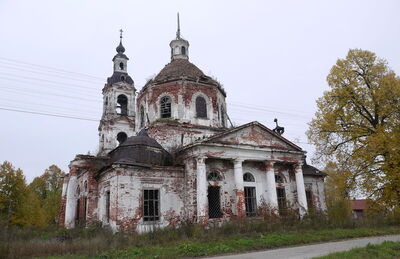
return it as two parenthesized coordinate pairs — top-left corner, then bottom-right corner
(110, 129), (172, 166)
(152, 59), (219, 86)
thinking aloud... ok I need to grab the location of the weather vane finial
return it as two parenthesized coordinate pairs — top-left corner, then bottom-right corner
(176, 13), (181, 39)
(119, 29), (123, 40)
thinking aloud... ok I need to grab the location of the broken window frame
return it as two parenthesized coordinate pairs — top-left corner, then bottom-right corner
(305, 189), (314, 211)
(275, 174), (284, 184)
(244, 186), (257, 217)
(243, 172), (255, 182)
(160, 96), (172, 118)
(207, 171), (222, 182)
(276, 187), (287, 215)
(116, 94), (128, 115)
(143, 189), (160, 222)
(195, 96), (207, 118)
(117, 132), (127, 145)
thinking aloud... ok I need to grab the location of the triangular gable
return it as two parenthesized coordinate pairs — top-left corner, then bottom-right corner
(201, 121), (303, 151)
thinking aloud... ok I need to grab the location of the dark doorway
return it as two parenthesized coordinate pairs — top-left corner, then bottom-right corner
(244, 187), (256, 217)
(208, 186), (221, 218)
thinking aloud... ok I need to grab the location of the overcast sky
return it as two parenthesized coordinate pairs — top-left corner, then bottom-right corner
(0, 0), (399, 182)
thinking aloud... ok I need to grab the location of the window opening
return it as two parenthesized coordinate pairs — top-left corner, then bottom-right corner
(143, 189), (160, 221)
(119, 62), (124, 70)
(120, 75), (126, 81)
(196, 96), (207, 118)
(276, 187), (286, 215)
(244, 187), (257, 217)
(160, 96), (172, 118)
(208, 186), (221, 218)
(83, 197), (87, 222)
(84, 181), (88, 192)
(243, 173), (255, 182)
(116, 94), (128, 115)
(306, 190), (314, 211)
(207, 171), (222, 181)
(140, 105), (145, 128)
(221, 106), (226, 127)
(105, 191), (110, 222)
(275, 174), (284, 183)
(75, 198), (80, 224)
(181, 46), (186, 55)
(117, 132), (127, 145)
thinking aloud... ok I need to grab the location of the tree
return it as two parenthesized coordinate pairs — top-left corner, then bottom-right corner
(0, 161), (27, 225)
(307, 49), (400, 207)
(29, 165), (65, 225)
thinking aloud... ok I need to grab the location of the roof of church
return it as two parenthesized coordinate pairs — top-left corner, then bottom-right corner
(107, 71), (134, 85)
(302, 163), (327, 177)
(109, 129), (172, 167)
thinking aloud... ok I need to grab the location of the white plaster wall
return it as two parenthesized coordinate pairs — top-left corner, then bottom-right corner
(304, 176), (327, 211)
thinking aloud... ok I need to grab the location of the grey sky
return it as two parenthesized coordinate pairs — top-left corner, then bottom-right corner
(0, 0), (399, 182)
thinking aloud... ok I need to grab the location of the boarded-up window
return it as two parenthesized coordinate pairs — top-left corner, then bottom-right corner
(208, 186), (221, 218)
(160, 96), (172, 118)
(143, 189), (160, 221)
(244, 187), (257, 217)
(196, 96), (207, 118)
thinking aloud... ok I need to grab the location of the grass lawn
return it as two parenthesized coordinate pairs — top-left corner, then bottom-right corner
(313, 241), (400, 259)
(51, 226), (400, 259)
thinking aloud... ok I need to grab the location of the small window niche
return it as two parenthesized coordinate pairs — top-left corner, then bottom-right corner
(116, 94), (128, 115)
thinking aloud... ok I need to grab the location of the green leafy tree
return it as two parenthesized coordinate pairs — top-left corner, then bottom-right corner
(29, 165), (65, 225)
(308, 49), (400, 207)
(0, 161), (27, 225)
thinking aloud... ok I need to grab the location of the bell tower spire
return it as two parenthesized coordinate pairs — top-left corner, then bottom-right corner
(98, 30), (136, 155)
(170, 13), (189, 60)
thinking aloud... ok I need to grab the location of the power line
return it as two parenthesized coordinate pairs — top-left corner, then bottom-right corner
(0, 107), (99, 122)
(0, 57), (104, 80)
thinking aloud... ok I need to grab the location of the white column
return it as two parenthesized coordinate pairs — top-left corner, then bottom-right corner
(65, 172), (78, 228)
(265, 161), (279, 212)
(196, 157), (208, 223)
(233, 159), (245, 217)
(295, 162), (308, 218)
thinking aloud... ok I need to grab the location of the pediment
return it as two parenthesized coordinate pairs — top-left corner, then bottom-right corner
(203, 122), (302, 151)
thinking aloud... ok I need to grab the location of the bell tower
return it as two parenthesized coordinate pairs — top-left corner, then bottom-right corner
(98, 30), (136, 156)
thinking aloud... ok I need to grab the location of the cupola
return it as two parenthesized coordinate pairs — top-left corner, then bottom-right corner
(170, 13), (189, 60)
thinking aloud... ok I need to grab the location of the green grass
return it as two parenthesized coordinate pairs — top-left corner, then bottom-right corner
(313, 241), (400, 259)
(92, 227), (400, 259)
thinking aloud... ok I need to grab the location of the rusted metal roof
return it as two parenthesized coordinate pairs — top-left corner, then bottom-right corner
(351, 199), (367, 210)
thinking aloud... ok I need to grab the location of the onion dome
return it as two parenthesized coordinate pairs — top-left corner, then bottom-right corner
(116, 41), (125, 54)
(109, 129), (172, 167)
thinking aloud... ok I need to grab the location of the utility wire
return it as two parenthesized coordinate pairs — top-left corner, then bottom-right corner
(0, 107), (99, 122)
(0, 57), (103, 80)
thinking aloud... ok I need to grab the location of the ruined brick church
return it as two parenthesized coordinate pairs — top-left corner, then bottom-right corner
(59, 19), (326, 232)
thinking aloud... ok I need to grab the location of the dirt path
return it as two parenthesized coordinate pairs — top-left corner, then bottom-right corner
(207, 234), (400, 259)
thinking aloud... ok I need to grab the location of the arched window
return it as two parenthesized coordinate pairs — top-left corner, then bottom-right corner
(221, 105), (226, 127)
(119, 62), (124, 70)
(207, 171), (222, 181)
(140, 105), (145, 128)
(117, 132), (127, 145)
(160, 96), (172, 118)
(196, 96), (207, 118)
(116, 94), (128, 115)
(243, 173), (255, 182)
(275, 174), (284, 184)
(181, 46), (186, 55)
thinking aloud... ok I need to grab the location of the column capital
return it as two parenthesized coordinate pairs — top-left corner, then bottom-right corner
(294, 161), (303, 172)
(264, 160), (276, 170)
(195, 156), (206, 164)
(233, 158), (244, 165)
